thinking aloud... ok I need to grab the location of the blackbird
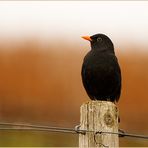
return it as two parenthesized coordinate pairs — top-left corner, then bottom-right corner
(81, 33), (121, 102)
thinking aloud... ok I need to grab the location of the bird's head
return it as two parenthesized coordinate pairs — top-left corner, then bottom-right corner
(82, 33), (114, 53)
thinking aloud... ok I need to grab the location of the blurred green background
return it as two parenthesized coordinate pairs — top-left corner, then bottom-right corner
(0, 1), (148, 147)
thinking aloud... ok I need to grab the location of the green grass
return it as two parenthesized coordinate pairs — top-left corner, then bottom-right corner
(0, 130), (148, 147)
(0, 131), (78, 147)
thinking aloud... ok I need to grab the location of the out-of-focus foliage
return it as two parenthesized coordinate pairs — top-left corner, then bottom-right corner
(0, 40), (148, 146)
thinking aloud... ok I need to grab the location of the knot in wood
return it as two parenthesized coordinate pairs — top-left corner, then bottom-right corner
(104, 112), (114, 127)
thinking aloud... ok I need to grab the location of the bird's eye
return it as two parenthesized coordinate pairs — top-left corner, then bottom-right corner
(97, 37), (102, 42)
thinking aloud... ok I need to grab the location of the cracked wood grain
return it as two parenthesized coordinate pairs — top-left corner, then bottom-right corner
(79, 101), (119, 147)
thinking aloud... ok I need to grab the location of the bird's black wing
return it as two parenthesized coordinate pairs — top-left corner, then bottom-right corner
(81, 52), (121, 102)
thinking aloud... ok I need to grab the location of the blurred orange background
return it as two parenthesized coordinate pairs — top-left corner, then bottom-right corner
(0, 1), (148, 147)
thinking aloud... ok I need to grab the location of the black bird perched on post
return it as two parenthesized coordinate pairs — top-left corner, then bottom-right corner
(81, 33), (121, 102)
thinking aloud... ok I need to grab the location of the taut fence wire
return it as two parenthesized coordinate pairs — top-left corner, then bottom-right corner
(0, 122), (148, 140)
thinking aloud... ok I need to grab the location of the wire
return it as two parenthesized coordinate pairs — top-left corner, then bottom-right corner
(95, 131), (148, 140)
(0, 127), (76, 133)
(0, 122), (77, 134)
(0, 122), (148, 139)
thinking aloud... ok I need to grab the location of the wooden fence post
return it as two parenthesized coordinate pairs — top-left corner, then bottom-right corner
(79, 101), (119, 147)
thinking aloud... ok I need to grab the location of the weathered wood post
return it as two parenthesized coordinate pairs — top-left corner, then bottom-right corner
(79, 101), (119, 147)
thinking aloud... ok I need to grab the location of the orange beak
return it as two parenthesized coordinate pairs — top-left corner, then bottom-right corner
(81, 36), (92, 41)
